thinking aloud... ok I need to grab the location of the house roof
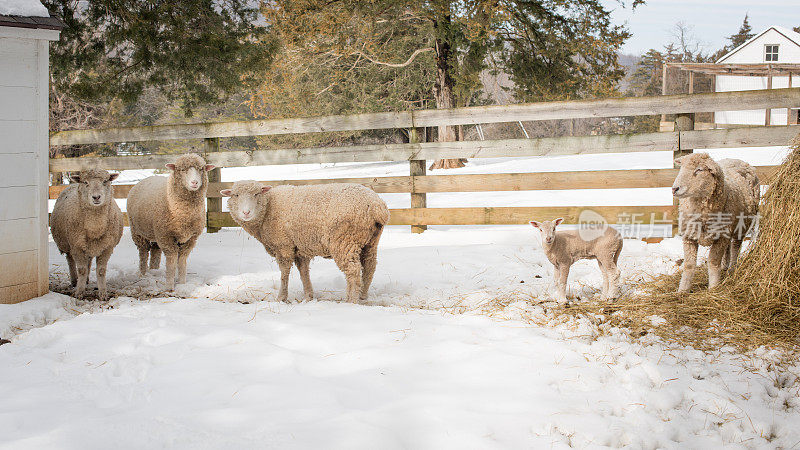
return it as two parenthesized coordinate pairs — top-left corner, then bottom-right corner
(773, 26), (800, 47)
(0, 13), (64, 30)
(717, 26), (800, 63)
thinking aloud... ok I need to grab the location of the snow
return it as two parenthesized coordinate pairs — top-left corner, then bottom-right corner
(16, 146), (797, 447)
(0, 292), (75, 338)
(0, 0), (48, 17)
(44, 226), (688, 307)
(2, 226), (799, 448)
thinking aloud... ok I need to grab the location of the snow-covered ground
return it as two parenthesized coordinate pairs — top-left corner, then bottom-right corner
(8, 147), (796, 448)
(46, 225), (686, 307)
(2, 225), (800, 449)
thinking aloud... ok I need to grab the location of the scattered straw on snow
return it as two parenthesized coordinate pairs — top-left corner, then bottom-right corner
(560, 137), (800, 351)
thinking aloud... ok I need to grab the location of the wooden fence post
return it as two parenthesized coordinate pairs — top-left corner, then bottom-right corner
(204, 137), (221, 233)
(673, 112), (695, 236)
(660, 63), (668, 125)
(765, 69), (773, 126)
(408, 128), (427, 234)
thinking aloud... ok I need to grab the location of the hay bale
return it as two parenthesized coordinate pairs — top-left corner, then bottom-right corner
(566, 138), (800, 349)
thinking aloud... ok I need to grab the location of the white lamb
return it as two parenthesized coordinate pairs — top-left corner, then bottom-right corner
(50, 169), (124, 300)
(127, 153), (215, 291)
(221, 181), (390, 303)
(530, 218), (623, 302)
(672, 153), (760, 292)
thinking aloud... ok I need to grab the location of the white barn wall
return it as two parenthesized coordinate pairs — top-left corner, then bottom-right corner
(36, 39), (50, 300)
(0, 28), (58, 304)
(717, 75), (794, 125)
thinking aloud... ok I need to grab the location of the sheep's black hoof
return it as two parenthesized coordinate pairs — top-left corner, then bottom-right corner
(0, 339), (11, 346)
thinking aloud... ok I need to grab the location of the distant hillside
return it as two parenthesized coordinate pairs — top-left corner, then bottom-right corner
(617, 53), (642, 93)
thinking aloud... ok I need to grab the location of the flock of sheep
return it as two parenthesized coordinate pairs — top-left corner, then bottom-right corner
(49, 152), (761, 303)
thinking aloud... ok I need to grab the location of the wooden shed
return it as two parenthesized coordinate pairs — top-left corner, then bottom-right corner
(0, 3), (62, 304)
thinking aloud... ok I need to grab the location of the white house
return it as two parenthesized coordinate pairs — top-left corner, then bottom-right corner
(715, 26), (800, 125)
(0, 1), (62, 304)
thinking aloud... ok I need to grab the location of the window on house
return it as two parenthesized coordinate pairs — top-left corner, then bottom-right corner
(765, 44), (779, 62)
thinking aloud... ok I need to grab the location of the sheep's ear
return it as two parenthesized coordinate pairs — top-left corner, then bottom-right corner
(165, 163), (177, 171)
(69, 173), (81, 183)
(260, 186), (272, 194)
(674, 156), (684, 167)
(706, 161), (722, 179)
(108, 173), (120, 182)
(219, 189), (232, 197)
(205, 164), (216, 172)
(529, 221), (541, 229)
(554, 217), (564, 226)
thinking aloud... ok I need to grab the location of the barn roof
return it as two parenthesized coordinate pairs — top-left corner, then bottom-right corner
(0, 0), (63, 30)
(717, 26), (800, 63)
(0, 13), (64, 30)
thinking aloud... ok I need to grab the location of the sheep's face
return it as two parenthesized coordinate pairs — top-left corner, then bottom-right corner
(530, 218), (563, 246)
(166, 154), (215, 192)
(672, 153), (721, 199)
(69, 169), (119, 207)
(220, 181), (272, 223)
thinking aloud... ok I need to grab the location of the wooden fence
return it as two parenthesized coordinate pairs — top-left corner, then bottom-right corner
(49, 88), (800, 234)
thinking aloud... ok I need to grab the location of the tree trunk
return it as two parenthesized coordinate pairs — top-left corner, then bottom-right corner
(429, 15), (466, 170)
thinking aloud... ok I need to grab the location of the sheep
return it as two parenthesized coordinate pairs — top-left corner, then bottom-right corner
(672, 153), (760, 292)
(50, 169), (124, 300)
(220, 181), (390, 303)
(530, 218), (623, 303)
(127, 153), (215, 291)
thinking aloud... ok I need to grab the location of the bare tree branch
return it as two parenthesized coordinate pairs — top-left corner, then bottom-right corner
(349, 47), (434, 68)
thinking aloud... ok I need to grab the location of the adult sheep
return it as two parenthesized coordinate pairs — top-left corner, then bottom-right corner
(50, 169), (123, 300)
(221, 181), (389, 303)
(672, 153), (760, 292)
(127, 153), (214, 291)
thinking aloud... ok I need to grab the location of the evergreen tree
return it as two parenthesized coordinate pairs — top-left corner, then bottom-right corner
(44, 0), (276, 115)
(727, 14), (755, 49)
(498, 1), (632, 103)
(709, 15), (757, 62)
(260, 0), (639, 169)
(629, 49), (664, 98)
(248, 4), (437, 150)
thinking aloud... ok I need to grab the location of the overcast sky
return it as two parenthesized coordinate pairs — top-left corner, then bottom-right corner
(603, 0), (800, 55)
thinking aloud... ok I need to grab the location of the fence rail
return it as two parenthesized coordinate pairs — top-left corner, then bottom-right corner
(48, 166), (779, 199)
(213, 206), (677, 227)
(49, 125), (800, 172)
(48, 88), (800, 235)
(49, 88), (800, 145)
(57, 205), (678, 229)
